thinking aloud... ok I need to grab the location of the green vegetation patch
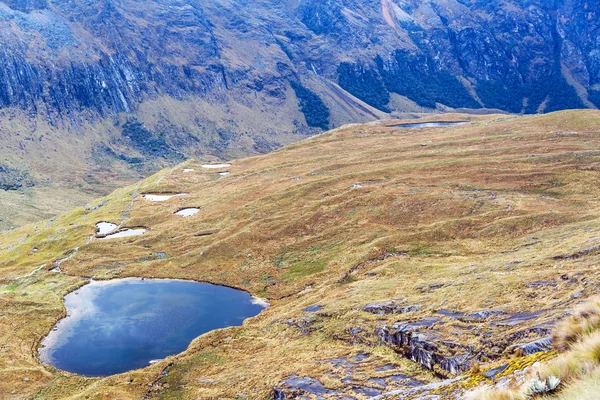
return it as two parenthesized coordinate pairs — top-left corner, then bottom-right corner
(338, 62), (390, 112)
(290, 81), (330, 130)
(284, 258), (329, 281)
(376, 51), (480, 109)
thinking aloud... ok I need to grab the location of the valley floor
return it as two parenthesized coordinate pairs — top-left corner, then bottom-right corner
(1, 111), (600, 399)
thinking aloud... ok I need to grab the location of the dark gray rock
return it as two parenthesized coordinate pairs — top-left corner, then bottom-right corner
(349, 327), (363, 335)
(509, 337), (554, 355)
(281, 316), (316, 335)
(435, 309), (465, 319)
(404, 379), (425, 387)
(273, 375), (333, 399)
(387, 374), (410, 382)
(353, 386), (383, 396)
(527, 280), (558, 288)
(363, 301), (421, 316)
(483, 363), (508, 380)
(459, 310), (506, 323)
(376, 318), (473, 375)
(552, 245), (600, 260)
(325, 357), (356, 370)
(302, 304), (322, 313)
(492, 311), (545, 327)
(350, 352), (370, 362)
(367, 377), (387, 387)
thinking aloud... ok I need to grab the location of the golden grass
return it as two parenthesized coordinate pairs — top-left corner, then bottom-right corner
(553, 298), (600, 351)
(3, 111), (600, 398)
(468, 388), (526, 400)
(552, 367), (600, 400)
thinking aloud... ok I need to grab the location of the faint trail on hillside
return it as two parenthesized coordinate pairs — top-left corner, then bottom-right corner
(121, 165), (179, 224)
(156, 165), (179, 187)
(121, 182), (142, 225)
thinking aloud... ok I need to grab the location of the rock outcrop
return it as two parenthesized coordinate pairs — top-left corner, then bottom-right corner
(363, 301), (421, 316)
(273, 375), (333, 399)
(376, 318), (474, 375)
(377, 309), (555, 377)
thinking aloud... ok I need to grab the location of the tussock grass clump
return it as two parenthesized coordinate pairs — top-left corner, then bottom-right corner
(537, 331), (600, 384)
(553, 298), (600, 351)
(554, 367), (600, 400)
(468, 388), (525, 400)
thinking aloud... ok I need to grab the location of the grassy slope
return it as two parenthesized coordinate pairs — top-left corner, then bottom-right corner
(0, 77), (390, 232)
(1, 111), (600, 398)
(0, 88), (322, 231)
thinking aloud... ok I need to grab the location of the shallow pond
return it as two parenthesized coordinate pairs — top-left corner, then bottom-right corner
(96, 222), (118, 235)
(394, 121), (468, 129)
(100, 228), (147, 240)
(175, 208), (200, 217)
(39, 278), (267, 376)
(202, 163), (231, 169)
(143, 193), (187, 202)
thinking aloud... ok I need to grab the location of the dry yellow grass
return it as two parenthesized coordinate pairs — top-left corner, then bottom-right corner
(2, 111), (600, 398)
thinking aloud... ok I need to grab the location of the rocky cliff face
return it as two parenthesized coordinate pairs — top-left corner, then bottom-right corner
(0, 0), (598, 122)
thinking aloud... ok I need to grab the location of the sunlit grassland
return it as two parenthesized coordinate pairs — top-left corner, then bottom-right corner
(2, 111), (600, 398)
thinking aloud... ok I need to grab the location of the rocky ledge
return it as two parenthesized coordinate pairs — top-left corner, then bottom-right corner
(376, 309), (555, 377)
(376, 318), (474, 376)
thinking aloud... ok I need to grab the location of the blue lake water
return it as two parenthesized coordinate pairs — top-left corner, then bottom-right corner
(394, 121), (468, 129)
(39, 278), (266, 376)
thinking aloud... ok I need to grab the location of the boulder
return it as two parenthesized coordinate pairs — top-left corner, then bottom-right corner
(508, 337), (553, 355)
(483, 363), (509, 380)
(459, 310), (506, 323)
(273, 375), (333, 399)
(363, 301), (421, 316)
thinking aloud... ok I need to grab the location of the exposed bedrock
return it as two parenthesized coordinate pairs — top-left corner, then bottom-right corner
(376, 308), (556, 376)
(376, 318), (474, 376)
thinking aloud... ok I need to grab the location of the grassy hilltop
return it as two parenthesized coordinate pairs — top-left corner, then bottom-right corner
(2, 111), (600, 398)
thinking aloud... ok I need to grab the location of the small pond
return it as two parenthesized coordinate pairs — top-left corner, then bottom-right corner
(143, 193), (187, 202)
(202, 163), (231, 169)
(96, 222), (118, 235)
(100, 228), (147, 240)
(39, 278), (267, 376)
(175, 208), (200, 217)
(394, 121), (468, 129)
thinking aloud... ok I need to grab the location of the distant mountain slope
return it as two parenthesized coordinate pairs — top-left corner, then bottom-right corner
(1, 0), (599, 228)
(1, 0), (598, 117)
